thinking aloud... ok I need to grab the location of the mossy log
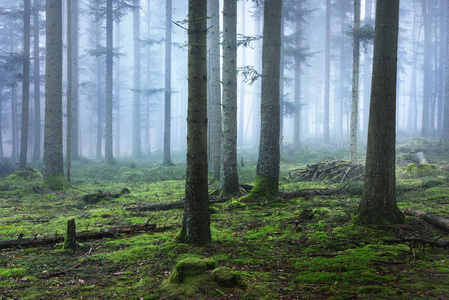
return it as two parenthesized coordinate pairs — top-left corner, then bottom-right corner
(404, 209), (449, 232)
(62, 218), (77, 251)
(125, 198), (229, 212)
(0, 222), (178, 250)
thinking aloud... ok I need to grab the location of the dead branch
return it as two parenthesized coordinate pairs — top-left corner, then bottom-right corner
(404, 209), (449, 232)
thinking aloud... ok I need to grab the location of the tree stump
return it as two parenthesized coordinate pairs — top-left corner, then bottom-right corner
(63, 218), (77, 251)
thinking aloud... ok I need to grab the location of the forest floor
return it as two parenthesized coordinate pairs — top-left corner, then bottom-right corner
(1, 137), (449, 299)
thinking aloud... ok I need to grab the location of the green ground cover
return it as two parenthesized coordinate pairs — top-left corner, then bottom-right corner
(1, 141), (449, 299)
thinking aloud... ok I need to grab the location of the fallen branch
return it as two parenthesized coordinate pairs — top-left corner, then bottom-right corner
(404, 208), (449, 232)
(0, 223), (179, 250)
(126, 198), (230, 212)
(383, 237), (449, 249)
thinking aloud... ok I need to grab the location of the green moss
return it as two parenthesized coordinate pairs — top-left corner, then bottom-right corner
(211, 267), (239, 287)
(6, 168), (42, 181)
(405, 163), (438, 177)
(240, 174), (279, 202)
(169, 257), (217, 284)
(41, 172), (71, 191)
(0, 267), (27, 278)
(103, 245), (158, 264)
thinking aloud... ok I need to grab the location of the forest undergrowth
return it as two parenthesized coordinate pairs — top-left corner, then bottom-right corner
(1, 138), (449, 299)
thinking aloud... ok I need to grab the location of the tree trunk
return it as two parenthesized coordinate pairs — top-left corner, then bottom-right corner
(132, 0), (142, 158)
(0, 92), (3, 158)
(19, 0), (31, 169)
(32, 0), (41, 162)
(145, 0), (151, 155)
(105, 0), (113, 163)
(350, 0), (361, 164)
(357, 0), (404, 224)
(252, 13), (262, 147)
(70, 0), (79, 160)
(238, 0), (246, 149)
(62, 218), (77, 251)
(324, 0), (331, 144)
(95, 20), (103, 160)
(243, 0), (282, 201)
(43, 0), (67, 190)
(442, 0), (449, 141)
(176, 0), (211, 245)
(293, 1), (302, 148)
(114, 21), (121, 157)
(219, 0), (239, 196)
(362, 0), (373, 139)
(421, 0), (431, 137)
(163, 0), (173, 165)
(207, 0), (221, 181)
(66, 0), (72, 182)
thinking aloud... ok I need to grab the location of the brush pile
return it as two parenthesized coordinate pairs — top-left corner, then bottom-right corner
(288, 160), (364, 183)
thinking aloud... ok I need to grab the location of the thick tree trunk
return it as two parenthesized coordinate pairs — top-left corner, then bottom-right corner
(219, 0), (239, 196)
(32, 0), (41, 162)
(357, 0), (404, 224)
(132, 0), (142, 157)
(350, 0), (361, 164)
(105, 0), (113, 163)
(243, 0), (282, 201)
(177, 0), (211, 245)
(66, 0), (72, 182)
(43, 0), (67, 190)
(163, 0), (173, 165)
(207, 0), (221, 181)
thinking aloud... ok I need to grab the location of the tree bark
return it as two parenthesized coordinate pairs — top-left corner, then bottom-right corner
(207, 0), (221, 181)
(219, 0), (239, 196)
(243, 0), (282, 201)
(443, 0), (449, 141)
(42, 0), (67, 190)
(293, 0), (302, 148)
(66, 0), (72, 182)
(350, 0), (361, 163)
(32, 0), (41, 162)
(163, 0), (173, 165)
(420, 0), (431, 137)
(404, 209), (449, 232)
(357, 0), (404, 224)
(115, 21), (121, 157)
(176, 0), (211, 245)
(324, 0), (331, 144)
(62, 218), (77, 251)
(70, 0), (80, 160)
(19, 0), (31, 169)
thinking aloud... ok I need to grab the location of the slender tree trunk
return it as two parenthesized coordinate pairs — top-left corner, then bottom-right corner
(293, 1), (302, 148)
(32, 0), (41, 162)
(43, 0), (67, 190)
(279, 9), (285, 153)
(207, 0), (221, 181)
(238, 0), (246, 148)
(71, 0), (79, 160)
(443, 0), (449, 141)
(19, 0), (31, 169)
(243, 0), (282, 201)
(350, 0), (361, 164)
(163, 0), (173, 165)
(95, 20), (103, 160)
(324, 0), (331, 144)
(362, 0), (372, 138)
(132, 0), (142, 157)
(105, 0), (113, 163)
(11, 85), (17, 163)
(66, 0), (72, 182)
(252, 14), (262, 147)
(145, 0), (151, 155)
(176, 0), (211, 245)
(421, 0), (431, 137)
(357, 0), (404, 224)
(114, 21), (121, 157)
(0, 92), (3, 158)
(219, 0), (239, 195)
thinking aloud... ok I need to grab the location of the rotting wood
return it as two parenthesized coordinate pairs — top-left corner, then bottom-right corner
(404, 208), (449, 232)
(0, 223), (179, 250)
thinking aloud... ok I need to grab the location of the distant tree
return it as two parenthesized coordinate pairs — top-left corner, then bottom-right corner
(219, 0), (239, 196)
(176, 0), (211, 245)
(32, 0), (42, 162)
(362, 0), (373, 138)
(207, 0), (221, 181)
(350, 0), (361, 163)
(420, 0), (431, 137)
(66, 0), (73, 181)
(163, 0), (173, 165)
(443, 0), (449, 141)
(132, 0), (142, 157)
(105, 0), (113, 163)
(242, 0), (282, 200)
(323, 0), (330, 144)
(42, 0), (68, 190)
(357, 0), (404, 224)
(70, 0), (80, 161)
(19, 0), (31, 169)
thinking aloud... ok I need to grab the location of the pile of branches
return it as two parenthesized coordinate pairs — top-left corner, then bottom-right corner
(287, 160), (364, 183)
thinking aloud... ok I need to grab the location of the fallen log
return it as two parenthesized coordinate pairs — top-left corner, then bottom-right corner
(0, 223), (179, 250)
(383, 237), (449, 249)
(126, 198), (230, 212)
(404, 208), (449, 232)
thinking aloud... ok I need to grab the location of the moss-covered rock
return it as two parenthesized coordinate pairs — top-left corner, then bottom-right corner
(41, 172), (71, 190)
(6, 168), (42, 181)
(169, 257), (217, 284)
(211, 267), (239, 287)
(405, 163), (438, 177)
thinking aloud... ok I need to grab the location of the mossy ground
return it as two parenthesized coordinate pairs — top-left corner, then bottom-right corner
(1, 141), (449, 299)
